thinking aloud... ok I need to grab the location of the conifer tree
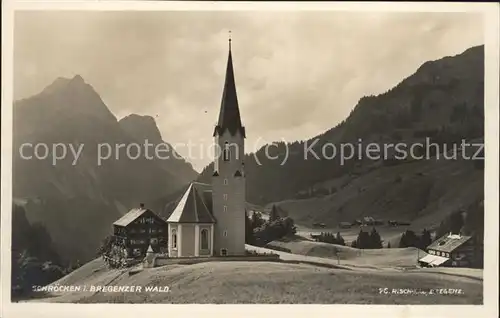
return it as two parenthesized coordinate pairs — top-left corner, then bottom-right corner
(336, 232), (345, 246)
(420, 228), (432, 249)
(269, 205), (280, 222)
(369, 227), (383, 249)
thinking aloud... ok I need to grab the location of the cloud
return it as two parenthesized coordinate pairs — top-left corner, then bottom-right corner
(14, 11), (483, 171)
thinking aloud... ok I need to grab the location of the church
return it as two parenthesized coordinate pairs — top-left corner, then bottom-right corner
(166, 38), (247, 258)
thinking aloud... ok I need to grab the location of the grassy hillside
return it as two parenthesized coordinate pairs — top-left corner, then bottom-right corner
(270, 147), (482, 233)
(27, 256), (482, 304)
(266, 240), (426, 269)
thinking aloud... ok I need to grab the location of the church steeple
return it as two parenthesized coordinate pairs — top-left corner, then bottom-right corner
(213, 34), (246, 138)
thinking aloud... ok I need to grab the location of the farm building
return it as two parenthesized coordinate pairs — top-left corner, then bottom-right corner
(112, 204), (169, 258)
(418, 232), (481, 268)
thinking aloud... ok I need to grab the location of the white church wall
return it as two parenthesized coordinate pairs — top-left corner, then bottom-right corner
(212, 129), (246, 256)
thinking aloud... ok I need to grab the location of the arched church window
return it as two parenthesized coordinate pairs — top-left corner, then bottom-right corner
(223, 141), (230, 161)
(201, 229), (209, 250)
(172, 229), (177, 249)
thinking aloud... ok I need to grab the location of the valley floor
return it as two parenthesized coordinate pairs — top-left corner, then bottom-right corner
(22, 244), (482, 304)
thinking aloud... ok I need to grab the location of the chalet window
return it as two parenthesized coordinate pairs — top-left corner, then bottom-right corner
(224, 206), (228, 212)
(223, 142), (230, 161)
(223, 230), (228, 237)
(172, 230), (177, 249)
(224, 179), (228, 185)
(130, 239), (145, 245)
(201, 229), (209, 250)
(223, 194), (228, 201)
(221, 248), (228, 256)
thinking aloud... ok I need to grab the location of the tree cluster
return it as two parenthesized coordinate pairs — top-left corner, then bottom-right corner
(11, 204), (76, 298)
(398, 229), (432, 249)
(246, 206), (297, 246)
(315, 232), (345, 246)
(350, 228), (383, 249)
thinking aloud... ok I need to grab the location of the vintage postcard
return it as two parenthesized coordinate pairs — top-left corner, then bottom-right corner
(1, 1), (499, 318)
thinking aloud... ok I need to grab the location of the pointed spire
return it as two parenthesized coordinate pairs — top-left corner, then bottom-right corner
(213, 33), (245, 138)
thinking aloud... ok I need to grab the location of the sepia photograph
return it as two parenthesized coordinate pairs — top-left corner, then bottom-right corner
(1, 1), (499, 317)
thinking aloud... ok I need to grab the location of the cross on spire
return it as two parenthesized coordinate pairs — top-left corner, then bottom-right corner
(228, 30), (232, 50)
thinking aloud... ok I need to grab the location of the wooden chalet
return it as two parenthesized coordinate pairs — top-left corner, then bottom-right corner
(419, 232), (480, 268)
(112, 204), (168, 258)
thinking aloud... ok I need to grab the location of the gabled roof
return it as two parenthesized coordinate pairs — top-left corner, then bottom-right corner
(427, 233), (472, 253)
(213, 43), (245, 138)
(167, 183), (216, 224)
(113, 208), (149, 227)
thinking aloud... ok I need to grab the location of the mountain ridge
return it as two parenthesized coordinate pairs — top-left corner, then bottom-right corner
(13, 75), (197, 263)
(196, 45), (484, 204)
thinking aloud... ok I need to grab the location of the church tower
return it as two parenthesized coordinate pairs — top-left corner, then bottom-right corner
(212, 35), (246, 256)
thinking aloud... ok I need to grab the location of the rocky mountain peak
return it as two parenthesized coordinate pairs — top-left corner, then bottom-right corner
(119, 114), (163, 145)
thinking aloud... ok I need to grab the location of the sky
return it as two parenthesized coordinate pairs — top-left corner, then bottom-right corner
(13, 11), (483, 171)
